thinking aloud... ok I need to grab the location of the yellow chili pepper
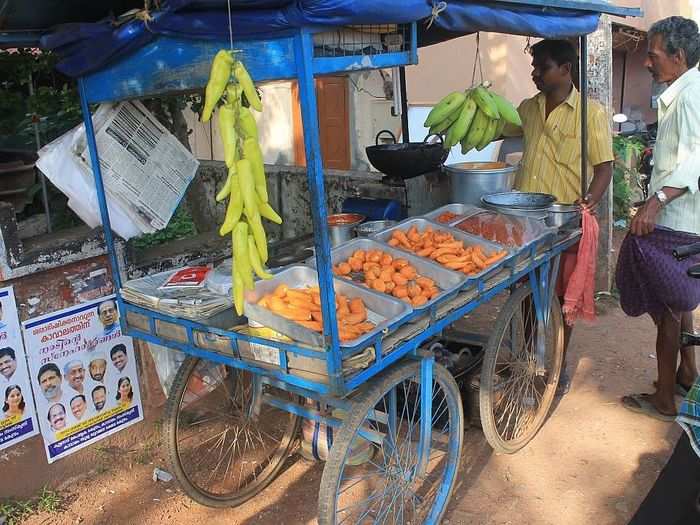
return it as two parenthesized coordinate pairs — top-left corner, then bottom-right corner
(233, 267), (245, 315)
(218, 174), (243, 236)
(234, 222), (254, 290)
(218, 104), (238, 169)
(202, 50), (234, 122)
(258, 198), (282, 225)
(238, 106), (258, 140)
(242, 137), (268, 203)
(233, 61), (263, 112)
(248, 234), (273, 280)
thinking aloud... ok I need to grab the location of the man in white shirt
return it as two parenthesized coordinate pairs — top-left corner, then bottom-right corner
(617, 16), (700, 424)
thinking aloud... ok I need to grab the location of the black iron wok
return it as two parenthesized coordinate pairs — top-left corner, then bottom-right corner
(365, 130), (448, 179)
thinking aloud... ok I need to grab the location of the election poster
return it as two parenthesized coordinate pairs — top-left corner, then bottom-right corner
(0, 286), (40, 451)
(22, 295), (143, 463)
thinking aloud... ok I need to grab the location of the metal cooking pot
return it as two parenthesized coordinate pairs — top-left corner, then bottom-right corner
(327, 213), (365, 247)
(365, 130), (448, 179)
(355, 219), (397, 237)
(480, 191), (555, 220)
(444, 162), (518, 206)
(547, 203), (581, 229)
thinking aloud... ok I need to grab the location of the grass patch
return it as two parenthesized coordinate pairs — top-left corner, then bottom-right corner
(0, 487), (63, 525)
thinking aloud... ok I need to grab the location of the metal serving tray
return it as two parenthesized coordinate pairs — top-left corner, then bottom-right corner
(243, 265), (412, 348)
(307, 238), (465, 312)
(422, 203), (482, 226)
(371, 217), (514, 284)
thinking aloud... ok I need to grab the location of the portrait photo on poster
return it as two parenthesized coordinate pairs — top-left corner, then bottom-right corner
(22, 295), (143, 463)
(0, 287), (40, 451)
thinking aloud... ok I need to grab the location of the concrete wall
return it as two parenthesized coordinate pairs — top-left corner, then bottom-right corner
(613, 48), (657, 124)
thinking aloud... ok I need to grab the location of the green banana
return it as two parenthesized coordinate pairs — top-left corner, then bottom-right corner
(233, 61), (263, 112)
(463, 109), (489, 152)
(490, 93), (521, 126)
(202, 50), (233, 122)
(494, 118), (507, 142)
(444, 96), (478, 149)
(429, 109), (462, 135)
(476, 117), (499, 151)
(424, 91), (467, 128)
(471, 86), (500, 120)
(460, 136), (473, 156)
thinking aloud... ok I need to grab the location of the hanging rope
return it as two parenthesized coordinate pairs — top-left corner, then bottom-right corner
(471, 32), (484, 87)
(226, 0), (234, 50)
(426, 1), (447, 30)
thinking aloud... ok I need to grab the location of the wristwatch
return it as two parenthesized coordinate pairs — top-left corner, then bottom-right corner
(654, 190), (668, 207)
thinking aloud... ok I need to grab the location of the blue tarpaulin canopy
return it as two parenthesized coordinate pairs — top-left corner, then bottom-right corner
(33, 0), (640, 77)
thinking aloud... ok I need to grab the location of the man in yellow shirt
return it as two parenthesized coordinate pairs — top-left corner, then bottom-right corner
(508, 39), (614, 395)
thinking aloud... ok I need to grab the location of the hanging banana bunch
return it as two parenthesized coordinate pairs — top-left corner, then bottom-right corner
(202, 49), (282, 315)
(425, 82), (522, 155)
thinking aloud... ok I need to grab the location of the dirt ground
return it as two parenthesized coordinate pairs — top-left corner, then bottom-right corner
(16, 293), (693, 525)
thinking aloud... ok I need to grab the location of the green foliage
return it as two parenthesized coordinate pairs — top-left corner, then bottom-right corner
(612, 135), (646, 223)
(130, 207), (198, 250)
(0, 487), (63, 525)
(0, 49), (82, 148)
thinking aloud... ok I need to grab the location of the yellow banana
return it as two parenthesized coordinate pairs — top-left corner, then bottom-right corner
(444, 96), (477, 149)
(233, 267), (245, 315)
(490, 92), (521, 126)
(233, 61), (263, 112)
(242, 137), (268, 203)
(424, 91), (467, 128)
(238, 106), (259, 140)
(219, 174), (243, 236)
(202, 50), (233, 122)
(471, 86), (500, 120)
(476, 117), (499, 151)
(463, 109), (489, 152)
(248, 234), (273, 280)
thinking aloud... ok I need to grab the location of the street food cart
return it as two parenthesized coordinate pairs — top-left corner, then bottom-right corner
(49, 0), (641, 522)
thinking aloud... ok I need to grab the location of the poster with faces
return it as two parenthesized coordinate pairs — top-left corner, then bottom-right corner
(22, 295), (143, 463)
(0, 286), (39, 451)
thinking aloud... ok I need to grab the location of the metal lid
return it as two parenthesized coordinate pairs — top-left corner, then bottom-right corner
(481, 191), (556, 210)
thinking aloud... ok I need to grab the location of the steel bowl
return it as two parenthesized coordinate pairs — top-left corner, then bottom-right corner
(327, 213), (365, 247)
(443, 162), (518, 206)
(480, 191), (555, 220)
(546, 203), (581, 229)
(355, 219), (397, 237)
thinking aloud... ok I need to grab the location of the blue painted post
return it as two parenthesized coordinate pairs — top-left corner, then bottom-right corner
(77, 79), (124, 295)
(293, 30), (343, 394)
(417, 355), (434, 476)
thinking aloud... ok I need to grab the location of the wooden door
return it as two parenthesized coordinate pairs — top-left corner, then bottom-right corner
(293, 76), (351, 170)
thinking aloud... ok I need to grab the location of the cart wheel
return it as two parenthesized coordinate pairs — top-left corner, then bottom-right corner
(479, 283), (564, 454)
(318, 361), (463, 524)
(164, 357), (302, 507)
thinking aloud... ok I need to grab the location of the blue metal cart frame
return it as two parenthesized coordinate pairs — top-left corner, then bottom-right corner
(74, 15), (602, 524)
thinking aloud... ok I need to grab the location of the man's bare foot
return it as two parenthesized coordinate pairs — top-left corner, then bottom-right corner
(647, 390), (677, 416)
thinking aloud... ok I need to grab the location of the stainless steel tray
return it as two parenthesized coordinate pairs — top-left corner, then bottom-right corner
(371, 217), (514, 284)
(423, 203), (482, 226)
(244, 265), (412, 348)
(307, 238), (465, 312)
